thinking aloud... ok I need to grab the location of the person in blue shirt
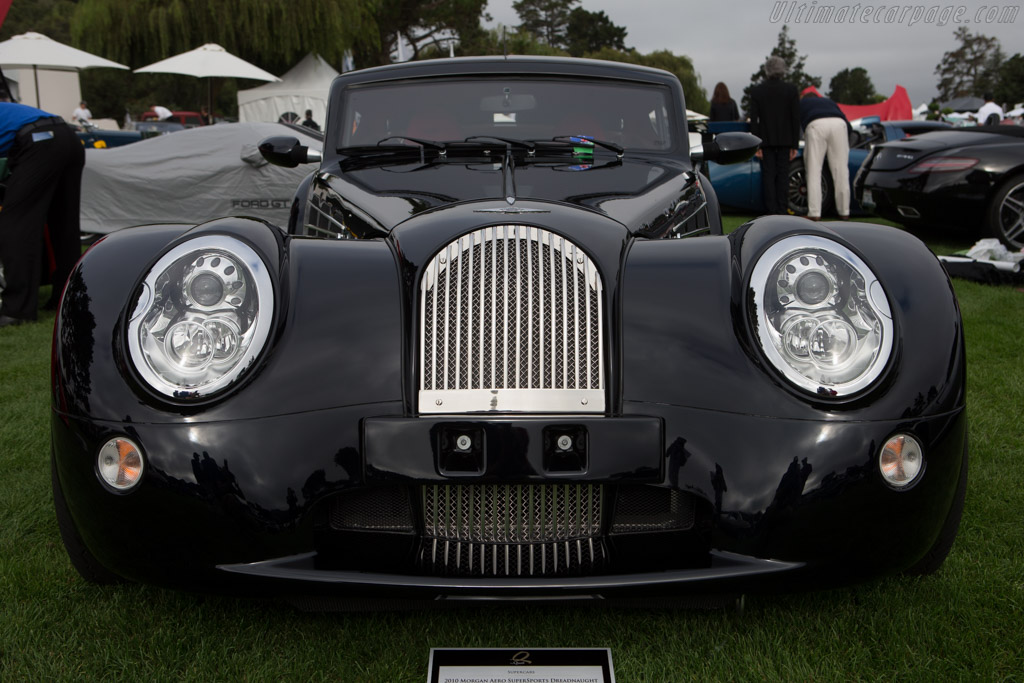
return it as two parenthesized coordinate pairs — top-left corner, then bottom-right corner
(799, 92), (851, 220)
(0, 102), (84, 327)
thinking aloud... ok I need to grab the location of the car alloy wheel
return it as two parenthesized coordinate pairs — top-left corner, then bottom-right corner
(988, 174), (1024, 249)
(788, 160), (832, 217)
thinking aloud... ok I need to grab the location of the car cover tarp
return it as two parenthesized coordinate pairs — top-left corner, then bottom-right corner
(80, 122), (321, 234)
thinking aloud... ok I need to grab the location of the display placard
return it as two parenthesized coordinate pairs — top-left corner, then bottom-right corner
(427, 648), (614, 683)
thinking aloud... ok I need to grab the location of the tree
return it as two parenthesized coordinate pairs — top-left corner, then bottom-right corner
(71, 0), (374, 75)
(513, 0), (579, 48)
(0, 0), (76, 43)
(65, 0), (492, 118)
(457, 26), (565, 59)
(588, 47), (708, 114)
(565, 8), (627, 58)
(994, 53), (1024, 106)
(935, 27), (1002, 101)
(742, 26), (821, 113)
(348, 0), (491, 68)
(827, 67), (876, 104)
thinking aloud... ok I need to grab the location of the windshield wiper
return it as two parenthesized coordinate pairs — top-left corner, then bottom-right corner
(465, 135), (537, 155)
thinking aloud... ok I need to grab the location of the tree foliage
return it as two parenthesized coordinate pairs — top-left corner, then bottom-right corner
(742, 26), (821, 113)
(513, 0), (578, 47)
(827, 67), (876, 105)
(994, 53), (1024, 107)
(61, 0), (492, 117)
(935, 27), (1002, 100)
(348, 0), (490, 68)
(565, 8), (627, 58)
(70, 0), (373, 75)
(455, 26), (565, 58)
(587, 47), (708, 114)
(0, 0), (76, 43)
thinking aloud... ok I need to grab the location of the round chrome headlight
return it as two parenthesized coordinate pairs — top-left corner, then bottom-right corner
(750, 235), (893, 397)
(127, 235), (273, 399)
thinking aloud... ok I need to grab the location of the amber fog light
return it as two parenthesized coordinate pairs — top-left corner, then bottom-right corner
(97, 437), (144, 491)
(879, 434), (923, 488)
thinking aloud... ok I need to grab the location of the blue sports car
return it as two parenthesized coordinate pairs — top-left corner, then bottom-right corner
(705, 118), (952, 216)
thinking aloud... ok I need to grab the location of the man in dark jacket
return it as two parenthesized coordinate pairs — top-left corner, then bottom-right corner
(301, 109), (320, 132)
(0, 102), (84, 327)
(748, 56), (800, 215)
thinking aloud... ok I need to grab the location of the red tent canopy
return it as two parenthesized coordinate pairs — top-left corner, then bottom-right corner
(801, 85), (913, 121)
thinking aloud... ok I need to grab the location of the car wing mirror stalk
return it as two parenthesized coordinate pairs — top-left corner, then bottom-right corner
(691, 132), (761, 165)
(258, 136), (322, 167)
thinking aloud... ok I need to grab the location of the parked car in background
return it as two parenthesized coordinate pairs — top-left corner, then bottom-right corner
(139, 110), (206, 127)
(707, 117), (952, 216)
(856, 125), (1024, 248)
(52, 56), (966, 608)
(72, 120), (143, 149)
(130, 121), (187, 137)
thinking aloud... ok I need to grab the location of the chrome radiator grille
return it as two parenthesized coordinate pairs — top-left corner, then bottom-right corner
(419, 225), (604, 413)
(419, 484), (606, 577)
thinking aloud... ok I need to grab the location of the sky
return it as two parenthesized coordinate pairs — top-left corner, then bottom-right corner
(483, 0), (1023, 109)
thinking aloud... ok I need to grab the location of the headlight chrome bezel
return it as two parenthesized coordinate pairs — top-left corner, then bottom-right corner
(749, 234), (894, 398)
(127, 234), (274, 400)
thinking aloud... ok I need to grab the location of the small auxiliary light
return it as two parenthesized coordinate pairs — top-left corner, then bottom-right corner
(97, 437), (144, 491)
(879, 434), (923, 488)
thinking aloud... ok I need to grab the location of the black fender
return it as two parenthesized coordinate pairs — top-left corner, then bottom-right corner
(620, 214), (964, 419)
(53, 218), (404, 424)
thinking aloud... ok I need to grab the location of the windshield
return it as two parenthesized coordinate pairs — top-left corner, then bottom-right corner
(339, 77), (674, 152)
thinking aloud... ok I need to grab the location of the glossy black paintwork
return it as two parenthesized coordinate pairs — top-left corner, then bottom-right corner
(52, 56), (967, 600)
(309, 156), (703, 239)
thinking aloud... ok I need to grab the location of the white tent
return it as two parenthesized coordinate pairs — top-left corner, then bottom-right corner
(237, 53), (338, 126)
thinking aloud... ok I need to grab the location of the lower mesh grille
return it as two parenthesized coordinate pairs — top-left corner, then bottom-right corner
(328, 487), (415, 533)
(611, 486), (696, 534)
(419, 483), (605, 577)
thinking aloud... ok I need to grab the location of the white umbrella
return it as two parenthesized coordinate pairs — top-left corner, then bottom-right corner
(0, 31), (128, 108)
(135, 44), (280, 119)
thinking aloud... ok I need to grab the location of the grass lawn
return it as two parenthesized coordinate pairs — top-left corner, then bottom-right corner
(2, 218), (1022, 680)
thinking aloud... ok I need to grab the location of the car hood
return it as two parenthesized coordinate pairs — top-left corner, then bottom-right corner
(321, 154), (694, 232)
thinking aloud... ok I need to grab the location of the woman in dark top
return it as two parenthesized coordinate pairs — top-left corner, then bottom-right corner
(709, 82), (740, 122)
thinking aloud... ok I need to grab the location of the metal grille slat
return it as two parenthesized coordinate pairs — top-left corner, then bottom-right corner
(420, 483), (605, 577)
(419, 226), (604, 413)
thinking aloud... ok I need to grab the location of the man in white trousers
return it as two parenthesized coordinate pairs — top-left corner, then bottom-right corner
(799, 91), (851, 220)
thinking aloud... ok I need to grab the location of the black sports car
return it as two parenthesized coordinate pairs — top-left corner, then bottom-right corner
(855, 125), (1024, 249)
(52, 57), (967, 607)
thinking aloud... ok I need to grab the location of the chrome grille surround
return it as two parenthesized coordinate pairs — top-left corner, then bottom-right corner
(419, 483), (606, 577)
(419, 225), (604, 413)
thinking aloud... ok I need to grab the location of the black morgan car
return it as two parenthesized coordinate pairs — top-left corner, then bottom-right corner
(52, 57), (967, 606)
